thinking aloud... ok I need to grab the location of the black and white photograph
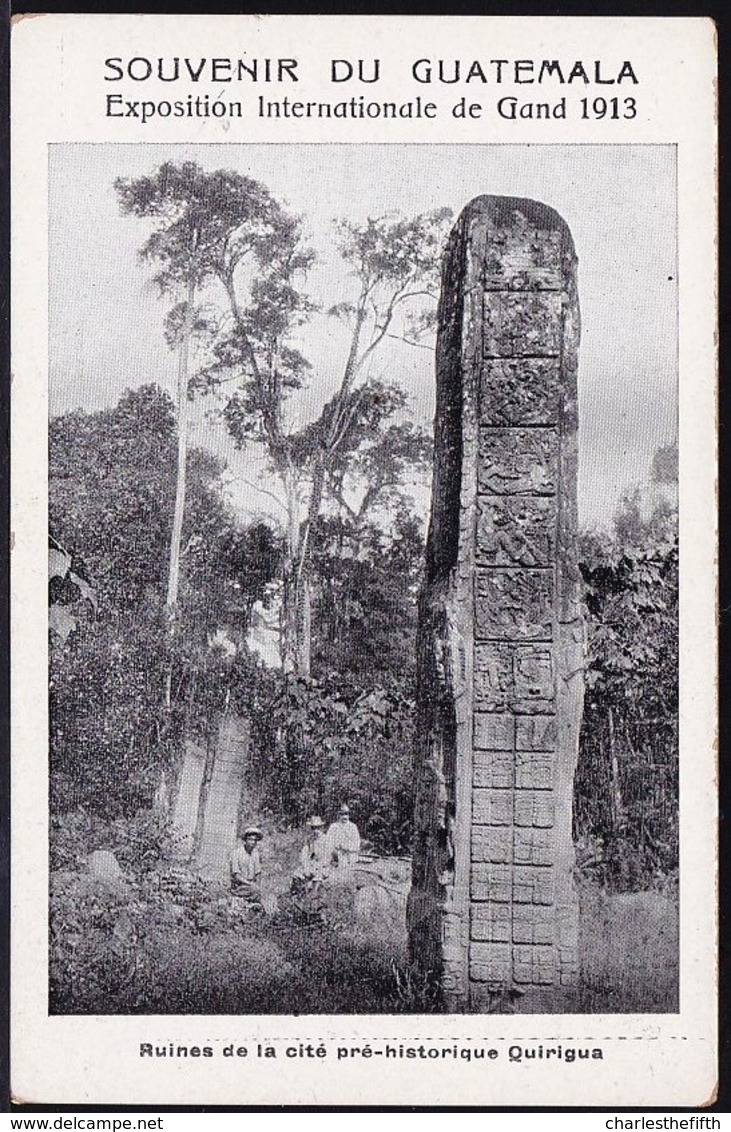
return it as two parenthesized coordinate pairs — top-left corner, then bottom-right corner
(47, 142), (680, 1018)
(10, 12), (717, 1107)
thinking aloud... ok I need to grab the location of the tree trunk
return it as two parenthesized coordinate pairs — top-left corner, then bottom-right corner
(164, 280), (196, 708)
(295, 573), (311, 677)
(282, 457), (326, 677)
(607, 707), (625, 836)
(273, 304), (368, 679)
(281, 465), (301, 674)
(281, 568), (311, 677)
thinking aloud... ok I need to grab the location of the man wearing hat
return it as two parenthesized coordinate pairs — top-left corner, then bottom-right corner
(325, 803), (361, 884)
(293, 815), (329, 886)
(231, 825), (263, 903)
(291, 815), (330, 921)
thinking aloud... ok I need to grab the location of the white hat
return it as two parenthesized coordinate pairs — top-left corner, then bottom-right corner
(307, 815), (325, 829)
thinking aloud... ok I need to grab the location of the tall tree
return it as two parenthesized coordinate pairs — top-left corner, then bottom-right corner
(207, 207), (450, 675)
(115, 162), (304, 700)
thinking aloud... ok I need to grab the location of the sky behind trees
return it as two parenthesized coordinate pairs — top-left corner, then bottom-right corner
(49, 143), (677, 530)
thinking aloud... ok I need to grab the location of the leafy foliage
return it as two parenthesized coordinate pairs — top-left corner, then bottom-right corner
(575, 489), (678, 889)
(49, 385), (280, 815)
(115, 162), (300, 295)
(251, 674), (415, 856)
(312, 508), (424, 684)
(334, 208), (451, 346)
(235, 508), (426, 855)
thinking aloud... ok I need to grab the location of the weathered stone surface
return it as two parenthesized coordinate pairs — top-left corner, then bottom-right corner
(197, 713), (251, 882)
(87, 849), (124, 884)
(514, 790), (555, 828)
(515, 714), (557, 751)
(469, 864), (559, 911)
(515, 750), (554, 790)
(473, 788), (514, 826)
(474, 643), (555, 714)
(473, 750), (513, 789)
(513, 904), (554, 944)
(483, 293), (563, 356)
(470, 942), (512, 984)
(514, 827), (555, 867)
(512, 867), (555, 905)
(474, 570), (554, 641)
(513, 945), (555, 985)
(475, 226), (564, 292)
(480, 359), (561, 426)
(409, 196), (584, 1011)
(478, 428), (558, 496)
(473, 712), (514, 750)
(171, 737), (206, 861)
(471, 863), (512, 902)
(354, 883), (407, 938)
(472, 826), (512, 864)
(476, 496), (556, 567)
(472, 901), (511, 942)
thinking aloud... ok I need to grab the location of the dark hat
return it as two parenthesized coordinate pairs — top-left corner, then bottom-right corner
(338, 803), (350, 816)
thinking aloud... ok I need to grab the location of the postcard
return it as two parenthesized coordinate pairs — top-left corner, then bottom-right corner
(10, 13), (717, 1107)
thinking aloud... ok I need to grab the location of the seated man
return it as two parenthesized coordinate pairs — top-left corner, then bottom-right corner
(291, 815), (329, 921)
(230, 826), (263, 903)
(325, 803), (362, 885)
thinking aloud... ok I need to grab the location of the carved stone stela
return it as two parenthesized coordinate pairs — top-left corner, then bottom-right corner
(408, 197), (585, 1012)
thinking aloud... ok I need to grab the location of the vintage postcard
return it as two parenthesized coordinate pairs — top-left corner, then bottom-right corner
(10, 14), (717, 1107)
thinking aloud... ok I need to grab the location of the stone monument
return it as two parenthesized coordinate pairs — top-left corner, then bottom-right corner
(408, 196), (585, 1012)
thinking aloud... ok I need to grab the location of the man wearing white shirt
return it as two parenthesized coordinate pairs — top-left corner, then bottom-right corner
(325, 803), (361, 884)
(230, 826), (263, 903)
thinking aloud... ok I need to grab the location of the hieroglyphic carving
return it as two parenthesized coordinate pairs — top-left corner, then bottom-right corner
(481, 360), (561, 427)
(474, 643), (555, 714)
(476, 496), (556, 567)
(483, 293), (563, 356)
(409, 196), (584, 1011)
(475, 569), (553, 641)
(478, 429), (558, 496)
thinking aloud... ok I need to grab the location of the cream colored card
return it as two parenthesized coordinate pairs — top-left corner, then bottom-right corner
(11, 14), (717, 1107)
